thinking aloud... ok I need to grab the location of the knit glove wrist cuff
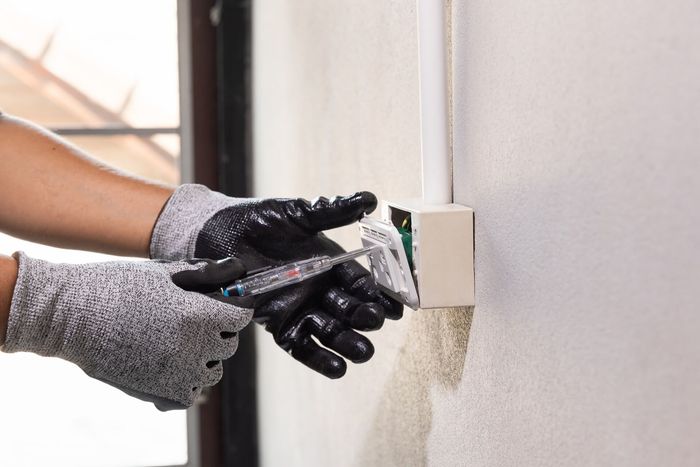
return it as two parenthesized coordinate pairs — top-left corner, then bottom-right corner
(4, 252), (67, 357)
(149, 184), (244, 260)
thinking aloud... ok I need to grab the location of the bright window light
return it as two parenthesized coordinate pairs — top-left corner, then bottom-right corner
(0, 0), (188, 465)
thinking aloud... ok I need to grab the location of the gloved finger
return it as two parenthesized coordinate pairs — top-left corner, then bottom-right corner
(322, 287), (384, 331)
(172, 257), (247, 293)
(189, 295), (253, 333)
(290, 192), (377, 232)
(199, 360), (224, 387)
(206, 291), (256, 309)
(103, 379), (192, 412)
(334, 260), (404, 320)
(211, 330), (240, 360)
(289, 335), (347, 379)
(301, 310), (375, 363)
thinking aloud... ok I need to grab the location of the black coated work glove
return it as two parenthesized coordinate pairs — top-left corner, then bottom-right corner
(150, 184), (403, 378)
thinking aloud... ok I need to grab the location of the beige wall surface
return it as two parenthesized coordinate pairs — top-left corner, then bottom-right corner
(253, 1), (700, 466)
(451, 1), (700, 465)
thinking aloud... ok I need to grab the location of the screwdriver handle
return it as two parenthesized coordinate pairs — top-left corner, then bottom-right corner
(223, 256), (332, 297)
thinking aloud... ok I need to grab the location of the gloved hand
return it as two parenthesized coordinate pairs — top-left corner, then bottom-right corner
(2, 252), (253, 411)
(150, 184), (403, 378)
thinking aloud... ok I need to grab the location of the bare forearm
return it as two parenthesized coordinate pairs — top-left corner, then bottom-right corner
(0, 114), (173, 257)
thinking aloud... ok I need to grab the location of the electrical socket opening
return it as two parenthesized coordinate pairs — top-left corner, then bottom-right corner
(386, 206), (420, 295)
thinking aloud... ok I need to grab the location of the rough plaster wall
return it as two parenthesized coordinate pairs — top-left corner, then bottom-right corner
(253, 0), (700, 466)
(252, 2), (435, 466)
(450, 1), (700, 466)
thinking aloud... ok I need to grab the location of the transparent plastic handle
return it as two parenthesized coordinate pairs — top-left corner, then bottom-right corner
(224, 256), (332, 297)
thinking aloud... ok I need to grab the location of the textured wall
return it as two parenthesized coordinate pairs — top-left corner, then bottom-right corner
(450, 1), (700, 465)
(253, 1), (700, 466)
(252, 2), (432, 466)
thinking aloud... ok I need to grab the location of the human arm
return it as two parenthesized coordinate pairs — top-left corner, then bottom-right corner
(0, 113), (173, 257)
(0, 113), (404, 378)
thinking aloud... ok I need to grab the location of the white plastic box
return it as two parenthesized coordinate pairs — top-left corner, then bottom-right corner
(382, 199), (474, 309)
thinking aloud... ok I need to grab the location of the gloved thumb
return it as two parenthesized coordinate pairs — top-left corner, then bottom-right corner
(172, 258), (256, 308)
(296, 192), (377, 232)
(172, 257), (247, 293)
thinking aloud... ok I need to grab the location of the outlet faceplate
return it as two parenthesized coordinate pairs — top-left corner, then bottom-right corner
(360, 200), (475, 310)
(359, 217), (420, 309)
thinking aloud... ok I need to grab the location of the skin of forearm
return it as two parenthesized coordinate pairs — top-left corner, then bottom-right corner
(0, 254), (18, 346)
(0, 114), (174, 257)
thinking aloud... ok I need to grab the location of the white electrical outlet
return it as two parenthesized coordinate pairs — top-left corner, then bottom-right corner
(359, 217), (420, 309)
(359, 200), (474, 310)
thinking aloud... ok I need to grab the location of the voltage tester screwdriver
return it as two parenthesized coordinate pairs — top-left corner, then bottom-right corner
(222, 245), (380, 297)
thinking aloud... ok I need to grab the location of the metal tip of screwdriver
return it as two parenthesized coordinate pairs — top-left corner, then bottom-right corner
(328, 245), (380, 267)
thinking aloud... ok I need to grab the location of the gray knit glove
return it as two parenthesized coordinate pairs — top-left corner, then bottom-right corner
(3, 252), (253, 411)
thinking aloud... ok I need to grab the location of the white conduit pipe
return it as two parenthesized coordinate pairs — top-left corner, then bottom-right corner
(417, 0), (452, 204)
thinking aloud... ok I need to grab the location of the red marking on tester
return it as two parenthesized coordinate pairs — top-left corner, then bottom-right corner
(286, 269), (301, 279)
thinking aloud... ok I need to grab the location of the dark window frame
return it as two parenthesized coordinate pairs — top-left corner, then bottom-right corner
(185, 0), (256, 466)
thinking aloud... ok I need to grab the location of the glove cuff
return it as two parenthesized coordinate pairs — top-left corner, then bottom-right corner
(4, 252), (64, 356)
(149, 184), (242, 260)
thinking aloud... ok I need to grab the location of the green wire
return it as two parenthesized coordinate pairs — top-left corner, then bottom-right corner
(397, 215), (413, 269)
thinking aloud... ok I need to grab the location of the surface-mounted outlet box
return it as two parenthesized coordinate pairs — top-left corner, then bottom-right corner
(360, 200), (474, 310)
